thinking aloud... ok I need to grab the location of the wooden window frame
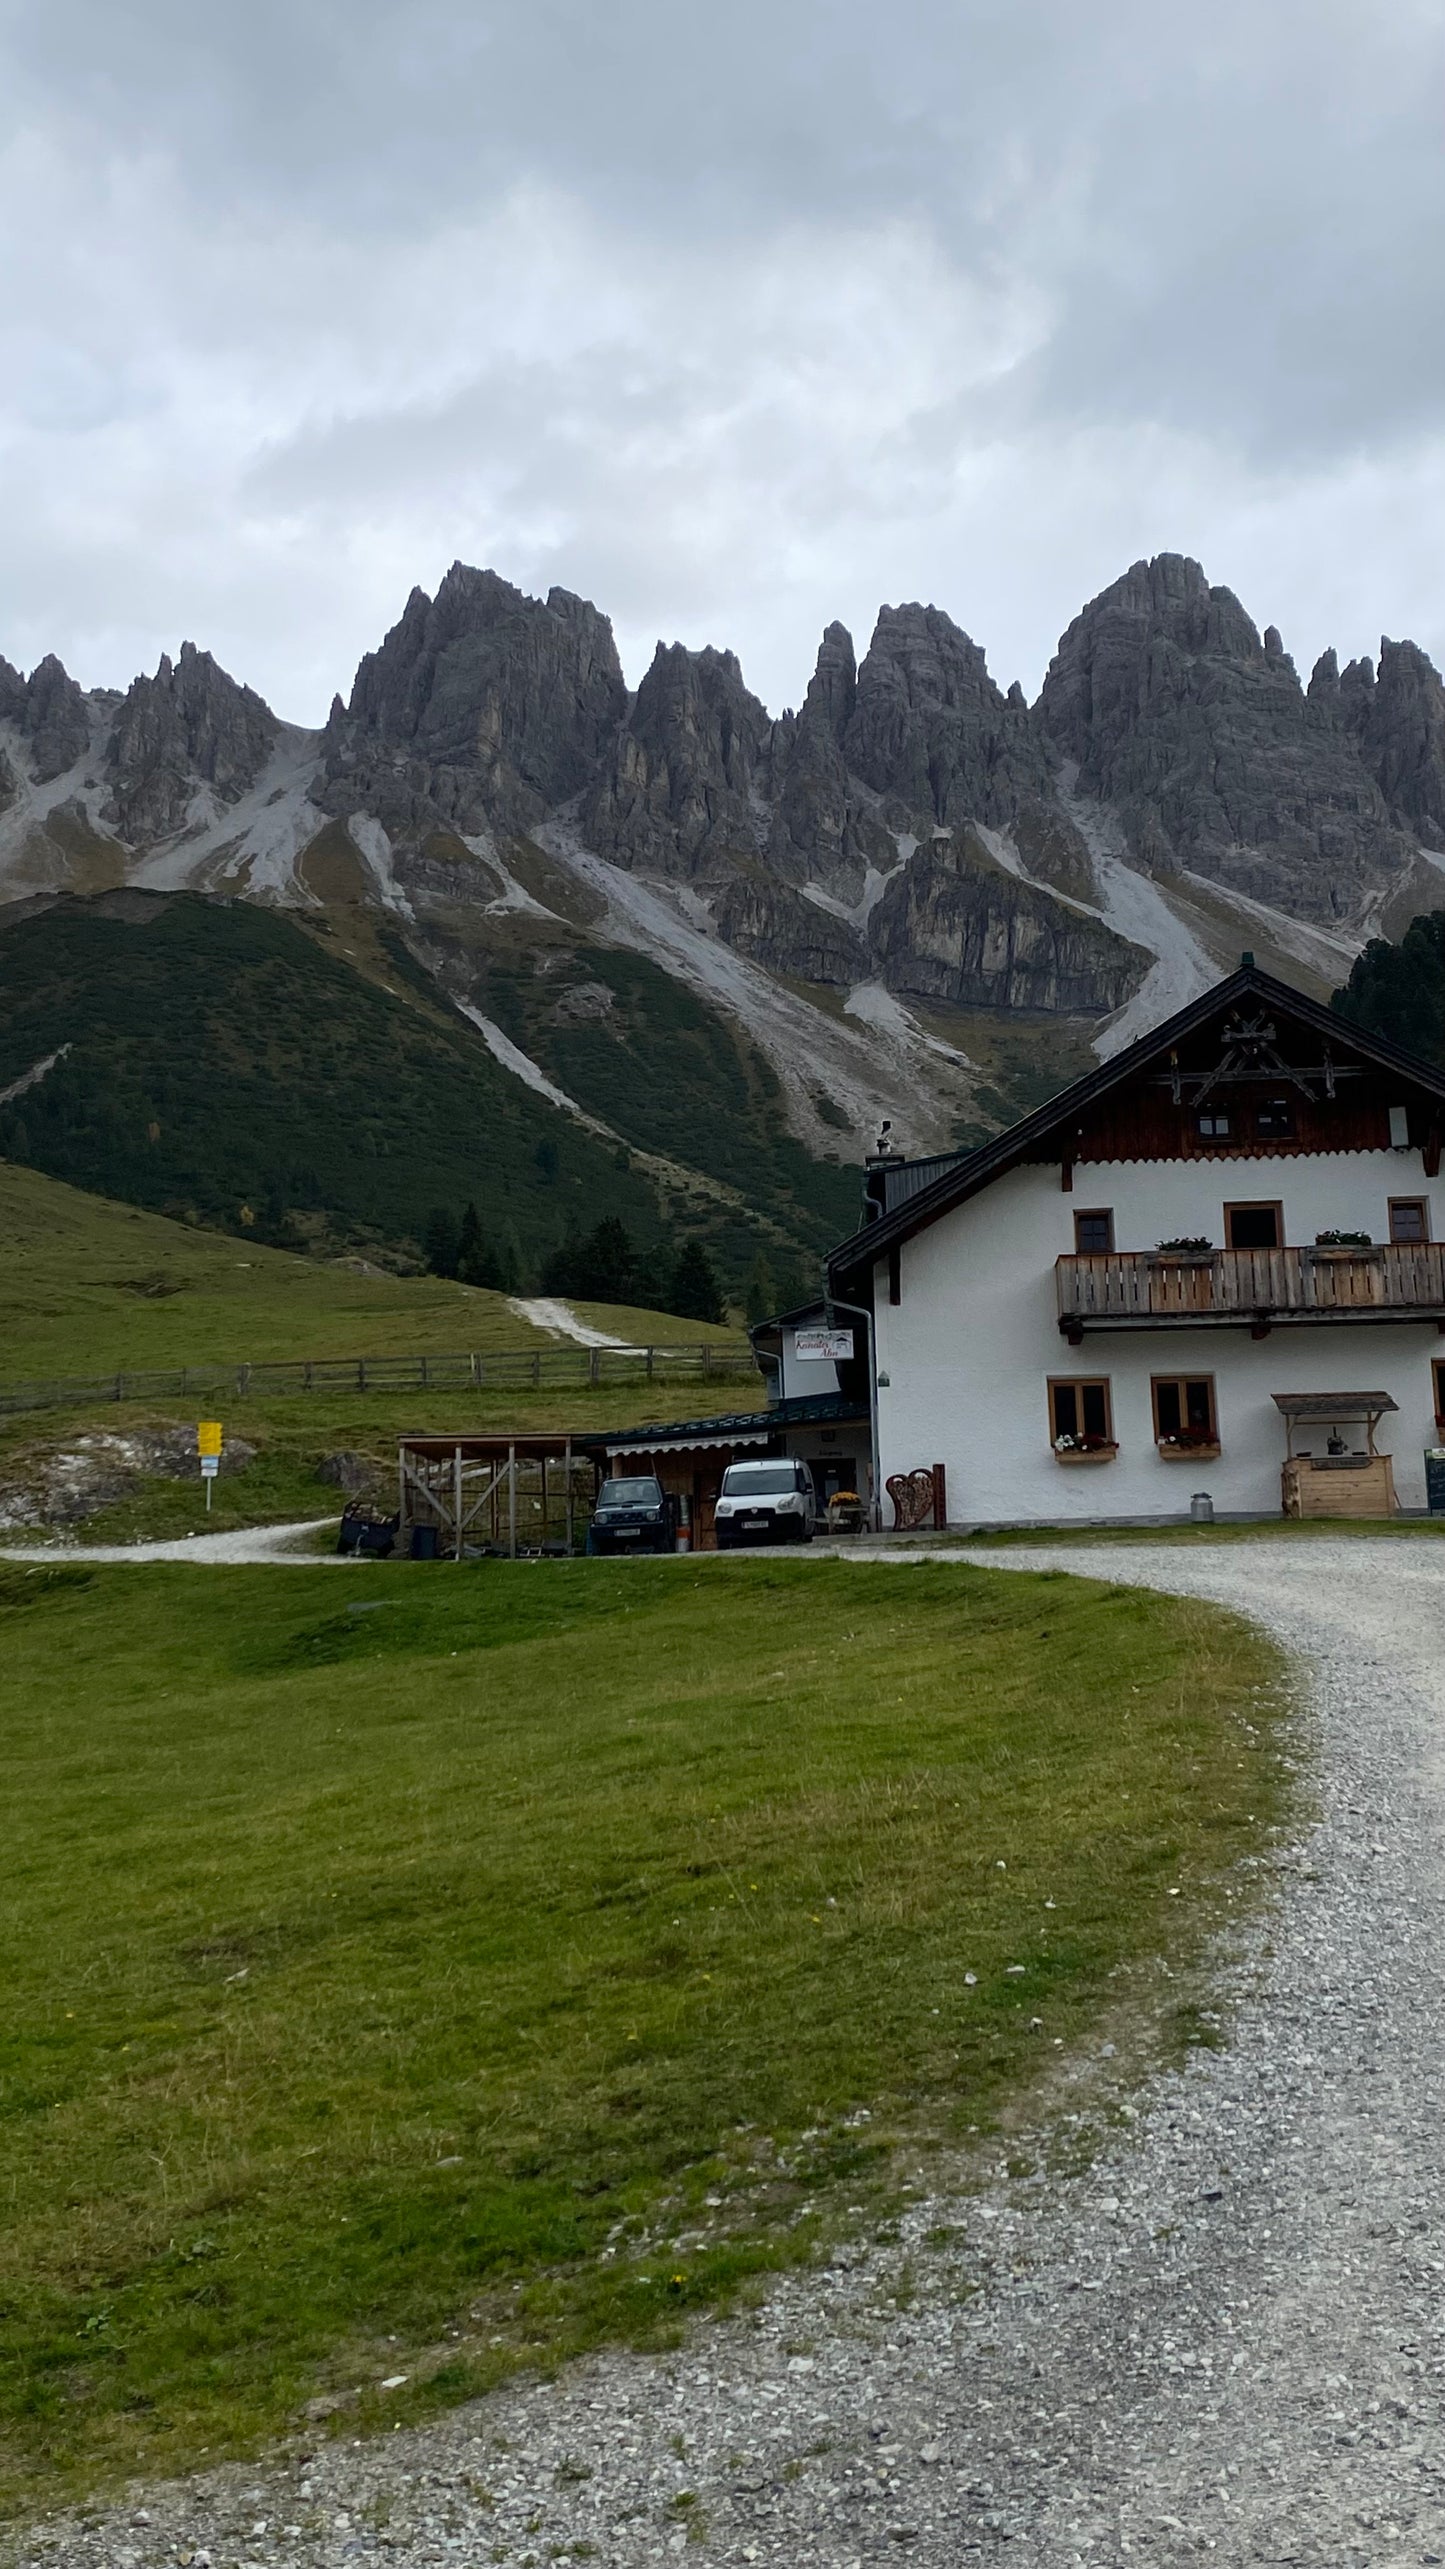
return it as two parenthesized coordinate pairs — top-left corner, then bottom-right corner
(1389, 1197), (1430, 1245)
(1196, 1108), (1232, 1141)
(1048, 1375), (1116, 1462)
(1254, 1095), (1296, 1142)
(1072, 1207), (1115, 1255)
(1151, 1372), (1221, 1460)
(1224, 1199), (1284, 1252)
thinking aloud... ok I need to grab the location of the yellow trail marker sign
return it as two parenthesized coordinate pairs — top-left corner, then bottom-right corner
(197, 1421), (223, 1458)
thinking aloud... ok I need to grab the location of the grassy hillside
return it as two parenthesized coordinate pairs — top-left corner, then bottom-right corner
(0, 1164), (744, 1383)
(0, 893), (855, 1282)
(0, 1555), (1283, 2510)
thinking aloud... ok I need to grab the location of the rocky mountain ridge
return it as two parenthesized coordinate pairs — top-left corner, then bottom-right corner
(5, 552), (1445, 1167)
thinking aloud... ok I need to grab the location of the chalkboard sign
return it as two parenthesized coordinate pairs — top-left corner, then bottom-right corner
(1425, 1450), (1445, 1515)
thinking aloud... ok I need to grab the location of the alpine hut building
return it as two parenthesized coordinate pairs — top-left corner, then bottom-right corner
(825, 961), (1445, 1527)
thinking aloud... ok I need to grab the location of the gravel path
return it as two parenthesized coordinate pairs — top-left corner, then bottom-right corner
(0, 1519), (338, 1565)
(25, 1538), (1445, 2566)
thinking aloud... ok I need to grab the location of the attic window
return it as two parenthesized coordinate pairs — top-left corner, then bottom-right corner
(1256, 1097), (1295, 1140)
(1197, 1110), (1231, 1140)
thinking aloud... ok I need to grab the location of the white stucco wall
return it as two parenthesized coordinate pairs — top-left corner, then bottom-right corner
(872, 1149), (1445, 1523)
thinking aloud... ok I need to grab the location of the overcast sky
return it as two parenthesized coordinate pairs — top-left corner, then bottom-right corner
(1, 0), (1441, 723)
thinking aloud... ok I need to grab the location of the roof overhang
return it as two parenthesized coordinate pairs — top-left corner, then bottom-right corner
(827, 964), (1445, 1296)
(1271, 1391), (1399, 1421)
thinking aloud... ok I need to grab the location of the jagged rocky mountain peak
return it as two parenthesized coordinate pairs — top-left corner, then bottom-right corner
(18, 653), (90, 784)
(804, 621), (857, 737)
(1308, 646), (1341, 703)
(845, 598), (1051, 827)
(323, 561), (628, 835)
(101, 639), (278, 840)
(582, 635), (774, 878)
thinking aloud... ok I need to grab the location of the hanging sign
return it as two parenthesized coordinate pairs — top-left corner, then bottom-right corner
(793, 1327), (854, 1361)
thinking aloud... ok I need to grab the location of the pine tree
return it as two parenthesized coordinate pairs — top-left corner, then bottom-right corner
(423, 1206), (461, 1279)
(455, 1201), (503, 1289)
(744, 1251), (779, 1327)
(667, 1238), (725, 1325)
(578, 1216), (639, 1304)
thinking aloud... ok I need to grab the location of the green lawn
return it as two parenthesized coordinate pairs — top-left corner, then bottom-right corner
(0, 1554), (1284, 2512)
(0, 1163), (745, 1384)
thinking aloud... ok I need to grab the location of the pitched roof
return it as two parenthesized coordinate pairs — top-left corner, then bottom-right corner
(827, 963), (1445, 1291)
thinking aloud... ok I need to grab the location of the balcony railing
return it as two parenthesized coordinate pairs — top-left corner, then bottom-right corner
(1057, 1244), (1445, 1337)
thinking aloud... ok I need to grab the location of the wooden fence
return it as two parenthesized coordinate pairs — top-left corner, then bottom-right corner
(0, 1339), (758, 1418)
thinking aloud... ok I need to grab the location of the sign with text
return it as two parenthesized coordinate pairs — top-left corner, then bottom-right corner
(793, 1327), (854, 1361)
(1426, 1449), (1445, 1516)
(197, 1421), (223, 1457)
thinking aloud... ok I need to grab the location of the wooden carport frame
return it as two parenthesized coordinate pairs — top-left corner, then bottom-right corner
(397, 1433), (600, 1559)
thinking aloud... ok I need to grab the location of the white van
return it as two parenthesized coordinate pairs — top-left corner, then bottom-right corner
(714, 1456), (818, 1548)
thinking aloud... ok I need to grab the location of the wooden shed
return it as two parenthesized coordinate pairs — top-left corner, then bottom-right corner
(397, 1434), (599, 1558)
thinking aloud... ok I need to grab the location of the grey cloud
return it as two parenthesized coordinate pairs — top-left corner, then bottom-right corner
(1, 0), (1443, 721)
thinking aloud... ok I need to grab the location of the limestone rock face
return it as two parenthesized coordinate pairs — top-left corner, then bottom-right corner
(583, 641), (774, 877)
(9, 654), (90, 783)
(712, 872), (867, 984)
(103, 644), (277, 840)
(844, 603), (1054, 828)
(870, 830), (1145, 1014)
(323, 564), (627, 835)
(1038, 554), (1405, 922)
(1329, 640), (1445, 845)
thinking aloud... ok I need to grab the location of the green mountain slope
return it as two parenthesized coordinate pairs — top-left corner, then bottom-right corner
(0, 1161), (745, 1381)
(0, 893), (846, 1282)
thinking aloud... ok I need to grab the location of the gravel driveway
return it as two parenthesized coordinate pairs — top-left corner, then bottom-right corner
(24, 1537), (1445, 2567)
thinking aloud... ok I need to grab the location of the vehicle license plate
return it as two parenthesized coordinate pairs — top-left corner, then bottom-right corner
(741, 1515), (768, 1530)
(616, 1527), (640, 1539)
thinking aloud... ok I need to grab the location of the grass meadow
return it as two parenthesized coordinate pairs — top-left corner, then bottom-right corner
(0, 1551), (1285, 2514)
(0, 1163), (744, 1384)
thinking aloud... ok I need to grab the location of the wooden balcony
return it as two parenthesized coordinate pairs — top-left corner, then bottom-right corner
(1057, 1244), (1445, 1339)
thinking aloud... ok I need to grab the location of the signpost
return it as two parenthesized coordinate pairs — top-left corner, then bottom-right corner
(793, 1327), (854, 1362)
(197, 1421), (223, 1511)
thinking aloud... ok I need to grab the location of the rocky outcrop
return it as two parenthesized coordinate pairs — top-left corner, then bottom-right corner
(102, 644), (277, 840)
(711, 871), (867, 984)
(583, 641), (773, 877)
(0, 652), (90, 782)
(1314, 639), (1445, 847)
(1038, 554), (1406, 923)
(869, 829), (1146, 1015)
(322, 563), (627, 837)
(844, 603), (1055, 828)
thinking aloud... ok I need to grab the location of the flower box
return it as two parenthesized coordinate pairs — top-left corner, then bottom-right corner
(1157, 1440), (1221, 1462)
(1053, 1441), (1119, 1465)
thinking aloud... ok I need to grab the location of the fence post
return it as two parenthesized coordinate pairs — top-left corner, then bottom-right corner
(646, 1345), (654, 1381)
(532, 1352), (541, 1387)
(589, 1347), (601, 1387)
(358, 1359), (367, 1392)
(703, 1344), (713, 1378)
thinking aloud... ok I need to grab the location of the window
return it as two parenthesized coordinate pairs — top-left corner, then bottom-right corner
(1434, 1360), (1445, 1428)
(1048, 1377), (1115, 1454)
(1390, 1198), (1430, 1245)
(1255, 1096), (1295, 1140)
(1197, 1109), (1231, 1139)
(1073, 1208), (1114, 1254)
(1152, 1375), (1219, 1453)
(1225, 1200), (1282, 1250)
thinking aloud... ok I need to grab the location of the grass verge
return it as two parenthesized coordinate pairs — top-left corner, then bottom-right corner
(0, 1554), (1286, 2515)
